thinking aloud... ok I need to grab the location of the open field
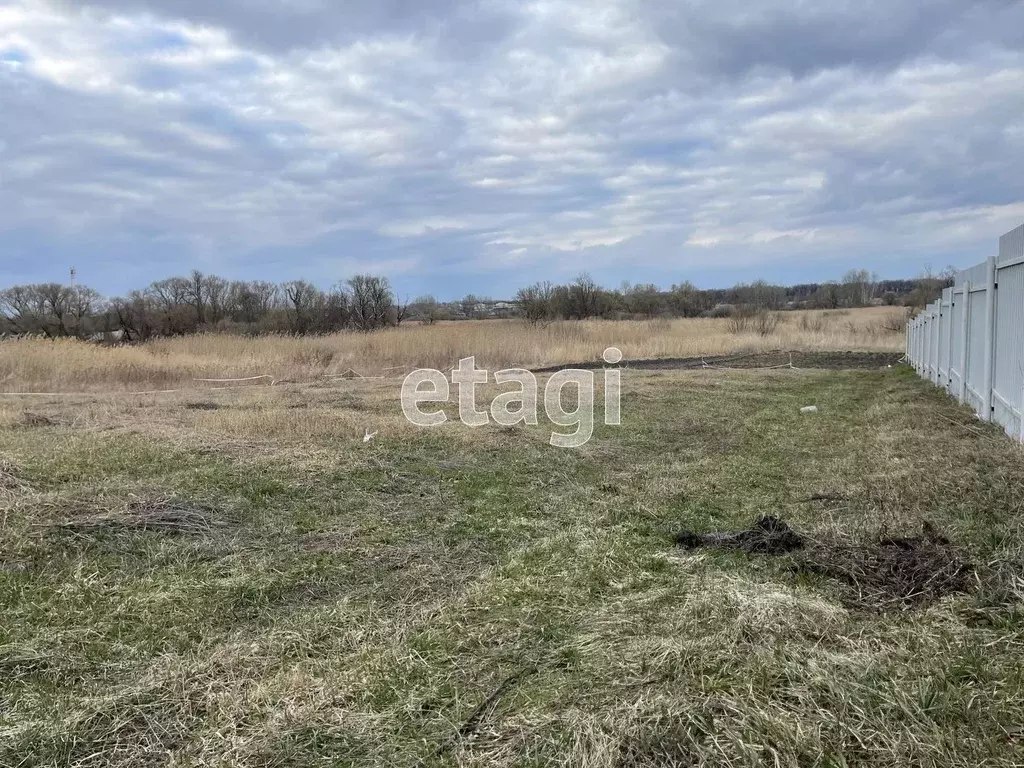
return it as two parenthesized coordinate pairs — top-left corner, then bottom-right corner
(2, 357), (1023, 766)
(0, 307), (905, 393)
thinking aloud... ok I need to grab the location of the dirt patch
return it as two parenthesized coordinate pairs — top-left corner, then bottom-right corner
(675, 517), (974, 608)
(534, 350), (903, 373)
(299, 530), (353, 553)
(51, 500), (228, 536)
(675, 515), (804, 554)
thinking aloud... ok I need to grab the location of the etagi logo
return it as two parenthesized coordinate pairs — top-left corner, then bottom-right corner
(401, 348), (623, 448)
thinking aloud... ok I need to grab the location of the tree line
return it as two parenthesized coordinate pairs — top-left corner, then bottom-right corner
(0, 273), (404, 341)
(0, 267), (954, 340)
(515, 269), (954, 324)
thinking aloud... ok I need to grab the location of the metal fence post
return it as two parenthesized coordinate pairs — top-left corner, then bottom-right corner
(981, 256), (997, 421)
(959, 281), (970, 403)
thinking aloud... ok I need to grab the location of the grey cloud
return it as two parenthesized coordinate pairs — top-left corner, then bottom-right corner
(652, 0), (1024, 79)
(2, 0), (1024, 295)
(58, 0), (1024, 75)
(53, 0), (520, 58)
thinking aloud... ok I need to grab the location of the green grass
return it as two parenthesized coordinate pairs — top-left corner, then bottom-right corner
(1, 367), (1023, 766)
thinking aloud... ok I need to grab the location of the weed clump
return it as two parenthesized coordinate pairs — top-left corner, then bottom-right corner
(799, 534), (973, 608)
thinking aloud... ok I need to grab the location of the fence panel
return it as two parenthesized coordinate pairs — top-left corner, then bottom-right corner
(925, 306), (936, 382)
(906, 222), (1024, 442)
(993, 261), (1024, 437)
(937, 289), (951, 389)
(948, 287), (964, 395)
(964, 284), (988, 413)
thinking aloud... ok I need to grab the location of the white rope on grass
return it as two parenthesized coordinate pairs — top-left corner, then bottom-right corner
(700, 352), (799, 371)
(192, 375), (276, 384)
(0, 382), (282, 397)
(0, 389), (181, 397)
(323, 369), (387, 380)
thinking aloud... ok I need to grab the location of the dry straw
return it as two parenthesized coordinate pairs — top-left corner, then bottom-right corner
(0, 308), (904, 394)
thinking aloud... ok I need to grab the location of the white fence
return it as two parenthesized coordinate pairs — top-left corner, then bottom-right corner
(906, 222), (1024, 442)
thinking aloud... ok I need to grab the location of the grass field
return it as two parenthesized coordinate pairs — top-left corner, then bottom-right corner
(0, 307), (905, 393)
(2, 352), (1023, 766)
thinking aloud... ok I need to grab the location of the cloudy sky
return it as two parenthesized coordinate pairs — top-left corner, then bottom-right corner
(2, 0), (1023, 299)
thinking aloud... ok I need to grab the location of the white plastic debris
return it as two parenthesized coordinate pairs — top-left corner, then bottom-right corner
(363, 428), (378, 443)
(799, 406), (819, 414)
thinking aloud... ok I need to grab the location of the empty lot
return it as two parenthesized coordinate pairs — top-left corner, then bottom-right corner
(1, 361), (1022, 766)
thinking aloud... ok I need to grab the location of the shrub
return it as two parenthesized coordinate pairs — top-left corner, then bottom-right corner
(880, 308), (910, 333)
(705, 304), (737, 319)
(727, 308), (778, 336)
(799, 313), (828, 333)
(291, 345), (335, 369)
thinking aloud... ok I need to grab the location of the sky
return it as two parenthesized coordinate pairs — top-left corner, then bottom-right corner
(1, 0), (1023, 300)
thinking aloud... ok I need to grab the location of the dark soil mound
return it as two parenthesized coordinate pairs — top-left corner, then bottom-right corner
(674, 518), (973, 608)
(675, 515), (805, 554)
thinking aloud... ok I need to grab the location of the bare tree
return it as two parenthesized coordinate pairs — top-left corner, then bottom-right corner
(186, 270), (207, 324)
(0, 285), (42, 335)
(322, 287), (349, 332)
(111, 291), (158, 342)
(669, 281), (710, 317)
(412, 295), (444, 325)
(282, 280), (322, 335)
(226, 280), (279, 324)
(204, 274), (229, 324)
(564, 273), (607, 319)
(0, 283), (102, 338)
(516, 282), (555, 325)
(145, 277), (198, 335)
(623, 282), (662, 317)
(809, 282), (841, 309)
(734, 280), (786, 310)
(347, 275), (395, 331)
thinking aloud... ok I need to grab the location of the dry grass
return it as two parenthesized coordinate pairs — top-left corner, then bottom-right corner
(0, 307), (904, 393)
(1, 364), (1023, 766)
